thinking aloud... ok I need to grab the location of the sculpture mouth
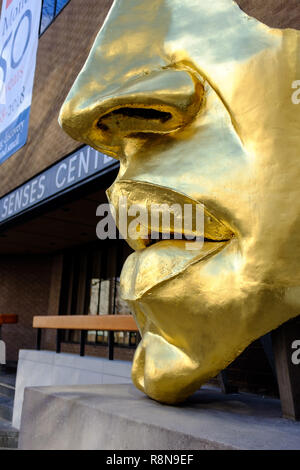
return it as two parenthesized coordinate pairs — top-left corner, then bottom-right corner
(144, 231), (226, 248)
(108, 180), (235, 298)
(120, 214), (233, 299)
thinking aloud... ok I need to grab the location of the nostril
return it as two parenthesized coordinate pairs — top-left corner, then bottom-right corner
(97, 107), (172, 132)
(111, 107), (172, 122)
(97, 122), (109, 132)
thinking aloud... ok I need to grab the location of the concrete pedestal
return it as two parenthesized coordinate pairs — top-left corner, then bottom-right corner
(18, 384), (300, 450)
(13, 350), (132, 429)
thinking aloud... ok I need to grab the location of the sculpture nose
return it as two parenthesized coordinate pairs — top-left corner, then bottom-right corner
(59, 67), (204, 159)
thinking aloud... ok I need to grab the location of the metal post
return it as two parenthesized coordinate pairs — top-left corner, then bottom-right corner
(56, 329), (61, 353)
(36, 329), (42, 350)
(108, 331), (114, 360)
(272, 316), (300, 420)
(80, 330), (86, 357)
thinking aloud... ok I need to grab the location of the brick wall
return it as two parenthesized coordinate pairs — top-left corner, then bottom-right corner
(48, 342), (135, 362)
(0, 0), (113, 197)
(236, 0), (300, 29)
(0, 253), (52, 361)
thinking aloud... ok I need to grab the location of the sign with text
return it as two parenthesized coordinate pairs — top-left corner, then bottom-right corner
(0, 145), (117, 223)
(0, 0), (42, 164)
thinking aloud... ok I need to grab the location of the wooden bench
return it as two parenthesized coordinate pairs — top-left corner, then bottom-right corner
(33, 315), (139, 360)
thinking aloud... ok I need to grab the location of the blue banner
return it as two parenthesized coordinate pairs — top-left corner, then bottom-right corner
(0, 1), (42, 163)
(0, 106), (30, 164)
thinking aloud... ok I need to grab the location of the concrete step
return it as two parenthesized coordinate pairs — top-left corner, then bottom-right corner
(0, 420), (18, 449)
(19, 383), (300, 450)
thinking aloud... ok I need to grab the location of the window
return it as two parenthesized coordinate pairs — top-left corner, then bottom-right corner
(39, 0), (71, 35)
(59, 239), (138, 349)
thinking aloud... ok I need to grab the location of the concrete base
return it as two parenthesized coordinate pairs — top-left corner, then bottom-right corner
(13, 350), (132, 429)
(19, 383), (300, 450)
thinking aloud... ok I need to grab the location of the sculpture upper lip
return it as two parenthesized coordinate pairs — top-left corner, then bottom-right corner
(59, 67), (204, 158)
(107, 180), (234, 251)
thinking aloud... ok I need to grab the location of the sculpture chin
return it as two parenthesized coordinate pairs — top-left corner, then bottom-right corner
(122, 239), (300, 404)
(123, 240), (243, 404)
(131, 332), (203, 404)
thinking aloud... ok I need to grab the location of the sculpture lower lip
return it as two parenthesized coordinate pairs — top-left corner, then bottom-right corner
(120, 239), (230, 300)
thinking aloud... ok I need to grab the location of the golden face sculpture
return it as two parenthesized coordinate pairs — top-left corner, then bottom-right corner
(59, 0), (300, 404)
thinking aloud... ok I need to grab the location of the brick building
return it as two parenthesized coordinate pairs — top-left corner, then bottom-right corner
(0, 0), (299, 396)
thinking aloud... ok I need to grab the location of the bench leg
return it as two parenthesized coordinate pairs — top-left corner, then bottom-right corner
(80, 330), (86, 357)
(272, 316), (300, 420)
(108, 331), (114, 360)
(56, 330), (61, 354)
(36, 329), (42, 350)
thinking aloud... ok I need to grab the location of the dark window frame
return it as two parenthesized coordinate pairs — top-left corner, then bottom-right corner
(59, 240), (138, 350)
